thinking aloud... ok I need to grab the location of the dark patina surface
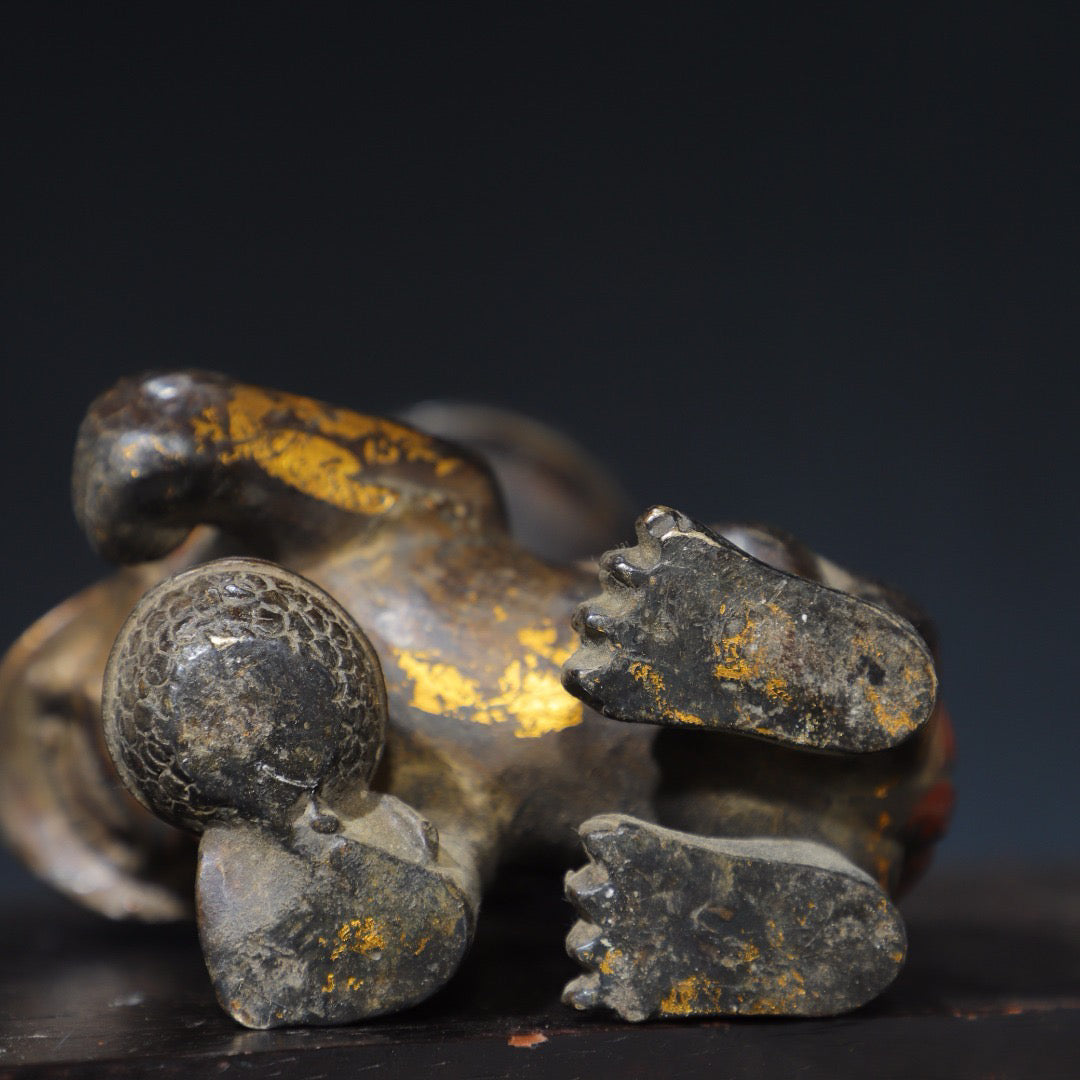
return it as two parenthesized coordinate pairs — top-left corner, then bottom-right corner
(0, 372), (954, 1028)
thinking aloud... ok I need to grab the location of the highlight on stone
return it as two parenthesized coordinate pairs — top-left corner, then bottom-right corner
(0, 372), (953, 1027)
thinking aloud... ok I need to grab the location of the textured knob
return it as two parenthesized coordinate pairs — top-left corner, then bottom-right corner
(103, 558), (386, 832)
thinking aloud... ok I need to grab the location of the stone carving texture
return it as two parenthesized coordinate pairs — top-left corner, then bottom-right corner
(0, 371), (954, 1028)
(103, 559), (386, 832)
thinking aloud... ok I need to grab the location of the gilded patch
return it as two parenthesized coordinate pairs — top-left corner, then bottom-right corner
(191, 383), (462, 515)
(392, 624), (584, 739)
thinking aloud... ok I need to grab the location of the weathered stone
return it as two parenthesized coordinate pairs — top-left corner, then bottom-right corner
(564, 815), (907, 1020)
(0, 372), (954, 1029)
(103, 557), (478, 1027)
(197, 799), (475, 1027)
(564, 506), (938, 753)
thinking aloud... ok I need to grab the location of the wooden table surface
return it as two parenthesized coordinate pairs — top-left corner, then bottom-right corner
(0, 863), (1076, 1079)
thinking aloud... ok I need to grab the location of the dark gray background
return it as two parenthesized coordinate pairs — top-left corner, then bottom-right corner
(2, 2), (1076, 898)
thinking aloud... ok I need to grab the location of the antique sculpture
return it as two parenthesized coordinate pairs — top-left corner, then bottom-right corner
(0, 372), (954, 1028)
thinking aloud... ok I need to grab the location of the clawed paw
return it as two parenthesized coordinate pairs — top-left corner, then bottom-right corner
(196, 796), (476, 1029)
(563, 507), (692, 714)
(562, 815), (907, 1021)
(563, 506), (937, 753)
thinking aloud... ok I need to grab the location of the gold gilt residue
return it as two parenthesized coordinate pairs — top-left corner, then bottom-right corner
(628, 660), (665, 695)
(659, 974), (726, 1016)
(598, 948), (622, 976)
(738, 942), (761, 965)
(659, 944), (806, 1017)
(851, 632), (918, 740)
(672, 710), (705, 726)
(863, 685), (917, 740)
(330, 917), (386, 961)
(765, 919), (786, 952)
(392, 623), (584, 738)
(742, 969), (807, 1015)
(713, 615), (761, 681)
(322, 971), (368, 994)
(515, 624), (571, 663)
(763, 676), (792, 706)
(628, 661), (705, 726)
(190, 384), (462, 516)
(712, 610), (793, 710)
(321, 917), (386, 994)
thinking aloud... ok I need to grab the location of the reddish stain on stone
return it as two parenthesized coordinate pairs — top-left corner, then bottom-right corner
(508, 1032), (549, 1049)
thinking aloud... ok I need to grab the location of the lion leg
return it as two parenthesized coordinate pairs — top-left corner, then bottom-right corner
(102, 556), (480, 1027)
(563, 815), (905, 1020)
(563, 506), (938, 754)
(73, 370), (501, 564)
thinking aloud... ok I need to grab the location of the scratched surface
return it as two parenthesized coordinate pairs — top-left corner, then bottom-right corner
(0, 864), (1076, 1079)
